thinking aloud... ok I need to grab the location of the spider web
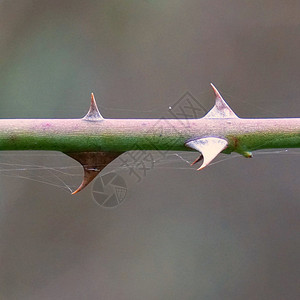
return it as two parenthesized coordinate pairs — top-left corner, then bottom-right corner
(0, 148), (299, 195)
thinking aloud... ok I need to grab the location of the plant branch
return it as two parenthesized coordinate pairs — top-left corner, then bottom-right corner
(0, 85), (299, 193)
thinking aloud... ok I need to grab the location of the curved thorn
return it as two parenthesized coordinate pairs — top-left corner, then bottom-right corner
(65, 152), (122, 194)
(210, 83), (222, 99)
(191, 154), (203, 166)
(185, 137), (228, 170)
(204, 83), (239, 119)
(72, 169), (100, 195)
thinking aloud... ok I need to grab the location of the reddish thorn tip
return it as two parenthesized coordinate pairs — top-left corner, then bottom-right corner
(71, 187), (82, 195)
(210, 83), (222, 99)
(91, 92), (95, 103)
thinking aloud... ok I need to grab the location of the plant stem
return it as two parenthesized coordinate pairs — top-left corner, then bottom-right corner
(0, 118), (299, 154)
(1, 86), (299, 193)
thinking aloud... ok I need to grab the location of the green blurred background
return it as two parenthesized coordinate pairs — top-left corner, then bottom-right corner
(0, 1), (299, 299)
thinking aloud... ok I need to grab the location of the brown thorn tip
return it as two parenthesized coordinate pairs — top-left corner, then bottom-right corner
(83, 92), (103, 120)
(71, 178), (88, 195)
(66, 152), (123, 195)
(210, 83), (222, 99)
(90, 92), (97, 108)
(71, 169), (100, 195)
(191, 154), (203, 166)
(71, 181), (87, 194)
(91, 92), (95, 102)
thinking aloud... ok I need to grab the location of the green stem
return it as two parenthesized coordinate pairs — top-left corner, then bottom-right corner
(0, 118), (299, 154)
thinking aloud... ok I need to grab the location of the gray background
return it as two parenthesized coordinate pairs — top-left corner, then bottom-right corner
(0, 1), (299, 299)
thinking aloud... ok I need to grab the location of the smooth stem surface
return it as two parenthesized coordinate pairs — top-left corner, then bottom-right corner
(0, 117), (299, 154)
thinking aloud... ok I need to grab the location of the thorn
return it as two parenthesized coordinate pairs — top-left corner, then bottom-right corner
(210, 83), (222, 99)
(71, 169), (99, 195)
(191, 154), (203, 166)
(83, 93), (104, 121)
(65, 152), (122, 194)
(185, 137), (228, 170)
(91, 92), (96, 107)
(203, 83), (239, 119)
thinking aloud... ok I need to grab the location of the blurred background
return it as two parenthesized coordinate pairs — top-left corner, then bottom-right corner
(0, 1), (299, 299)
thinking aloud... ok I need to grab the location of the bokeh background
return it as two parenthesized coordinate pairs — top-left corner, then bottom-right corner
(0, 1), (299, 299)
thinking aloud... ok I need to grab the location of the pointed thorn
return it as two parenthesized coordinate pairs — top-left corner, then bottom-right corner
(204, 83), (239, 119)
(197, 161), (210, 170)
(185, 137), (228, 170)
(83, 93), (104, 121)
(65, 152), (122, 194)
(91, 92), (96, 105)
(71, 169), (100, 195)
(210, 83), (222, 99)
(191, 154), (203, 166)
(196, 155), (212, 170)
